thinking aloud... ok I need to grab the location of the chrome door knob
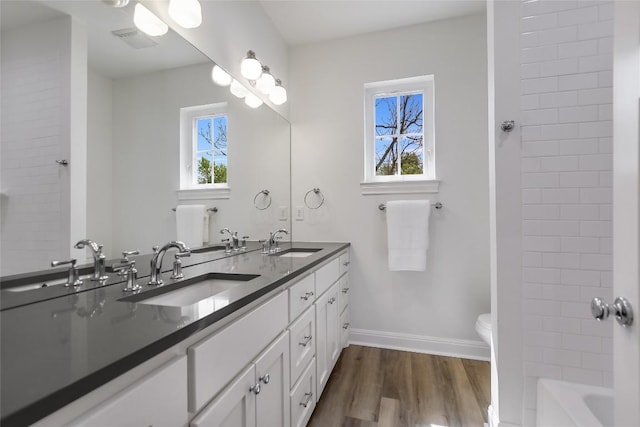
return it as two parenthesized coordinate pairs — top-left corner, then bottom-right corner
(591, 297), (634, 327)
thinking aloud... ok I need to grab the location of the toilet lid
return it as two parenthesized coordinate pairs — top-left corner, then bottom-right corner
(477, 313), (491, 330)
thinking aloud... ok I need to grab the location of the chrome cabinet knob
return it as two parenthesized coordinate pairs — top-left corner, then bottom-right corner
(591, 297), (634, 327)
(259, 373), (270, 384)
(250, 383), (261, 395)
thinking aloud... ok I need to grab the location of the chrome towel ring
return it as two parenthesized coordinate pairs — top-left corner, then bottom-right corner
(304, 188), (324, 209)
(254, 189), (272, 210)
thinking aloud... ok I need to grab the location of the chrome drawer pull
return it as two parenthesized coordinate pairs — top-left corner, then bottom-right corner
(342, 287), (349, 294)
(328, 297), (336, 304)
(299, 335), (312, 347)
(259, 373), (270, 385)
(300, 392), (313, 408)
(250, 383), (261, 395)
(300, 291), (314, 301)
(343, 323), (350, 330)
(343, 261), (350, 266)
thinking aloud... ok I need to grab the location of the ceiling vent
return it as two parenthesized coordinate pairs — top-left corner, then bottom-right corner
(111, 28), (159, 49)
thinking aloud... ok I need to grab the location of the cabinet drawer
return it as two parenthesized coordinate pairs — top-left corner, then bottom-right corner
(338, 275), (349, 315)
(188, 291), (288, 413)
(315, 258), (339, 297)
(339, 251), (350, 276)
(290, 358), (316, 427)
(340, 308), (351, 349)
(288, 274), (315, 322)
(69, 356), (188, 427)
(288, 305), (315, 388)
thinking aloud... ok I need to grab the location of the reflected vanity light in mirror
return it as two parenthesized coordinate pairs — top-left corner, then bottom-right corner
(245, 93), (263, 108)
(269, 79), (288, 105)
(133, 3), (168, 36)
(168, 0), (202, 29)
(241, 50), (263, 80)
(230, 79), (249, 98)
(211, 65), (232, 86)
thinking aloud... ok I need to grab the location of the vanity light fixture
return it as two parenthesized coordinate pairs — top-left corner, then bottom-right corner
(211, 65), (232, 87)
(230, 79), (249, 98)
(102, 0), (130, 7)
(244, 93), (263, 109)
(255, 66), (276, 95)
(240, 51), (263, 81)
(168, 0), (202, 29)
(269, 79), (287, 105)
(133, 3), (168, 37)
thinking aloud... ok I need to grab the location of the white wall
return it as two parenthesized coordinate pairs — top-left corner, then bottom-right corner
(87, 71), (114, 258)
(517, 1), (614, 425)
(142, 0), (289, 119)
(290, 14), (490, 358)
(1, 17), (80, 275)
(111, 63), (290, 255)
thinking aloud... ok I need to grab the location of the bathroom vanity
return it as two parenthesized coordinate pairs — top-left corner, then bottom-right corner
(0, 242), (351, 427)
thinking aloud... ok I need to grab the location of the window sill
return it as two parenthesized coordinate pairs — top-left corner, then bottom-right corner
(177, 187), (231, 200)
(360, 180), (440, 195)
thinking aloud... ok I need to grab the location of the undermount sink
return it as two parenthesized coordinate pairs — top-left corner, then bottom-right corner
(272, 248), (322, 258)
(190, 245), (227, 254)
(120, 273), (259, 308)
(2, 271), (94, 293)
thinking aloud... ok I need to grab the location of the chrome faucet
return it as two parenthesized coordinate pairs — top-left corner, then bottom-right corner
(74, 239), (108, 281)
(220, 228), (239, 251)
(148, 241), (191, 286)
(268, 229), (288, 253)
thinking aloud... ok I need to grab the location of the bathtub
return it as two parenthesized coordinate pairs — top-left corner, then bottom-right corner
(537, 379), (613, 427)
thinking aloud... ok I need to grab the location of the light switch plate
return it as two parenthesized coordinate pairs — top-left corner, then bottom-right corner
(279, 206), (288, 221)
(295, 206), (304, 221)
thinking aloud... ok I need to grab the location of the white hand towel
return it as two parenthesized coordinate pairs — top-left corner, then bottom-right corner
(386, 200), (431, 271)
(176, 205), (206, 248)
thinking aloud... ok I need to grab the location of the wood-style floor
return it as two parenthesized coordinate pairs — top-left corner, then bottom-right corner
(308, 345), (490, 427)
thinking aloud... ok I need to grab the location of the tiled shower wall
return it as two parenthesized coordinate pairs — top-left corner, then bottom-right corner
(519, 0), (613, 424)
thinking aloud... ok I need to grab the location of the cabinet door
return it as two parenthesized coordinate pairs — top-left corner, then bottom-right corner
(68, 356), (188, 427)
(190, 365), (257, 427)
(254, 332), (291, 427)
(315, 282), (339, 399)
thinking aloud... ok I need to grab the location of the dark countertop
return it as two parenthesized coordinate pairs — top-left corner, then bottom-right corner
(0, 241), (349, 427)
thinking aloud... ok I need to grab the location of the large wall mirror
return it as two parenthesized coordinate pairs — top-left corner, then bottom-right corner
(0, 0), (291, 276)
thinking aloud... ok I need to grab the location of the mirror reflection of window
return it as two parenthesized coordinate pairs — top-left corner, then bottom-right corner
(195, 115), (228, 185)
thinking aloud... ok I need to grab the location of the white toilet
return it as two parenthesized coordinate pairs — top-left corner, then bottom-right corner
(475, 313), (492, 346)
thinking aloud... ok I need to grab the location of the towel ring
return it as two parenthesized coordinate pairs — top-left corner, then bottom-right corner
(253, 189), (272, 210)
(304, 188), (324, 209)
(172, 207), (218, 213)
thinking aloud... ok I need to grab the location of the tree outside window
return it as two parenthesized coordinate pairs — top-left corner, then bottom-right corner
(195, 115), (227, 185)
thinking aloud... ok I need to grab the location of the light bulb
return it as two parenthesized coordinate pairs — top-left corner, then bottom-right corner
(269, 82), (287, 105)
(133, 3), (168, 37)
(230, 80), (249, 98)
(168, 0), (202, 29)
(211, 65), (232, 87)
(244, 93), (263, 109)
(255, 67), (276, 95)
(240, 51), (262, 81)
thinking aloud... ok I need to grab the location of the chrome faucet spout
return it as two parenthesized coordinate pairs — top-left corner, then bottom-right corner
(74, 239), (108, 281)
(220, 228), (240, 251)
(148, 241), (191, 286)
(268, 229), (288, 253)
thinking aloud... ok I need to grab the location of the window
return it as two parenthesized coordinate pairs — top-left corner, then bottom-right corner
(362, 76), (437, 194)
(179, 102), (231, 198)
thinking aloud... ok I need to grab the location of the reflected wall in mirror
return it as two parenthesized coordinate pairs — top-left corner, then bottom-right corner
(0, 0), (291, 276)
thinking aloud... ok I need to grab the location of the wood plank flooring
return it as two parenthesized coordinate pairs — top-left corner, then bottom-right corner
(308, 345), (490, 427)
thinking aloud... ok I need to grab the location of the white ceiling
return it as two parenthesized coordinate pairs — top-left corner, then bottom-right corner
(259, 0), (486, 46)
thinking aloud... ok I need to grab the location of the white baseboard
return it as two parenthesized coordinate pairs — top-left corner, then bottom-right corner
(349, 328), (490, 361)
(488, 405), (522, 427)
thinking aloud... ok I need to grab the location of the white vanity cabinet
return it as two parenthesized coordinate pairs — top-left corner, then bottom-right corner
(191, 331), (290, 427)
(67, 356), (188, 427)
(338, 251), (351, 348)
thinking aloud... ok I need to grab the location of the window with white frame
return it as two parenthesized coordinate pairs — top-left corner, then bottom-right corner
(363, 76), (436, 192)
(179, 102), (230, 195)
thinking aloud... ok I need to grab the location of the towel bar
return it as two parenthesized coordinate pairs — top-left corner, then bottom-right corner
(378, 202), (442, 210)
(172, 207), (218, 213)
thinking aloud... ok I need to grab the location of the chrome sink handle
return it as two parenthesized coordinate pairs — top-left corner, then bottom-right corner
(51, 259), (82, 287)
(220, 228), (239, 251)
(149, 241), (190, 286)
(171, 251), (191, 280)
(112, 251), (141, 293)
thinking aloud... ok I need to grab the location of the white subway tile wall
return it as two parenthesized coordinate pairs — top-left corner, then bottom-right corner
(519, 0), (613, 424)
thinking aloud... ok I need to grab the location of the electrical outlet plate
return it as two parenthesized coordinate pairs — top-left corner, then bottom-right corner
(295, 206), (304, 221)
(279, 206), (288, 221)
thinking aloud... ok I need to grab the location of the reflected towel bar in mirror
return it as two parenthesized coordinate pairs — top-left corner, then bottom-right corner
(172, 207), (218, 213)
(378, 202), (442, 210)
